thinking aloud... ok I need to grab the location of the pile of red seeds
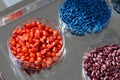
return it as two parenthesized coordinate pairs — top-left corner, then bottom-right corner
(9, 20), (63, 72)
(83, 44), (120, 80)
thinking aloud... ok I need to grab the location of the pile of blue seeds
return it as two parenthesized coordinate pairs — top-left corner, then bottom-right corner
(59, 0), (111, 36)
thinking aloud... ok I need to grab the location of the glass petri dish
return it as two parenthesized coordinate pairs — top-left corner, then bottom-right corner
(7, 18), (66, 79)
(58, 0), (111, 36)
(110, 0), (120, 13)
(82, 29), (120, 80)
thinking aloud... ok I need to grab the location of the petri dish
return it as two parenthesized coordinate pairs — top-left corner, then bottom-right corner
(7, 18), (66, 80)
(58, 0), (111, 36)
(82, 29), (120, 80)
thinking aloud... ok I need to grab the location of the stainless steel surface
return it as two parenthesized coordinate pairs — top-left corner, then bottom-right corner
(0, 0), (55, 27)
(0, 0), (120, 80)
(0, 0), (6, 11)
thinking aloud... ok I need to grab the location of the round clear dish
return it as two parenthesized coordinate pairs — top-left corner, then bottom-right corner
(82, 29), (120, 80)
(7, 18), (66, 80)
(58, 0), (111, 36)
(110, 0), (120, 13)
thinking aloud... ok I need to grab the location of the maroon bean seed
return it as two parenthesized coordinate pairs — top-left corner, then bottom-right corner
(92, 78), (98, 80)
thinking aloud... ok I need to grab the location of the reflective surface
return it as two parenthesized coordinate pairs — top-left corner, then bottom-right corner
(0, 0), (120, 80)
(0, 0), (55, 27)
(0, 0), (22, 11)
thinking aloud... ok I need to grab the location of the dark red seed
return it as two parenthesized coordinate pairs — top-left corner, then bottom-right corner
(92, 78), (98, 80)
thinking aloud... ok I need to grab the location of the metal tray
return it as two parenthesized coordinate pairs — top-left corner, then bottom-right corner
(0, 0), (120, 80)
(0, 0), (55, 27)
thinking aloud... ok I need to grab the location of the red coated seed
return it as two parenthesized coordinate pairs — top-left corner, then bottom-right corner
(24, 23), (32, 29)
(32, 21), (37, 27)
(30, 53), (36, 58)
(46, 52), (51, 56)
(30, 58), (35, 63)
(10, 40), (16, 46)
(35, 60), (40, 66)
(36, 52), (42, 57)
(31, 63), (35, 68)
(36, 21), (40, 25)
(57, 36), (62, 40)
(42, 31), (49, 36)
(16, 55), (21, 59)
(36, 66), (40, 70)
(22, 46), (28, 53)
(17, 48), (21, 53)
(35, 29), (41, 37)
(42, 62), (47, 68)
(52, 47), (58, 53)
(23, 63), (30, 68)
(53, 56), (59, 62)
(48, 28), (53, 33)
(19, 53), (24, 56)
(25, 56), (30, 61)
(9, 20), (63, 75)
(21, 56), (25, 61)
(47, 60), (53, 67)
(52, 52), (56, 57)
(37, 57), (42, 63)
(53, 30), (59, 36)
(51, 42), (56, 47)
(12, 50), (17, 55)
(45, 26), (50, 31)
(38, 24), (45, 30)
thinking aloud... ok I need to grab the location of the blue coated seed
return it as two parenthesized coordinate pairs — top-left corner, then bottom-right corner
(93, 25), (103, 33)
(59, 0), (111, 36)
(87, 27), (93, 34)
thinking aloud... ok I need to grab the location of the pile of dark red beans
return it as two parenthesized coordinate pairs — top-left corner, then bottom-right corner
(9, 20), (63, 75)
(83, 44), (120, 80)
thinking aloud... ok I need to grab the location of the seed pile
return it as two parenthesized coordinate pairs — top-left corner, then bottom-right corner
(83, 44), (120, 80)
(59, 0), (111, 36)
(9, 20), (63, 75)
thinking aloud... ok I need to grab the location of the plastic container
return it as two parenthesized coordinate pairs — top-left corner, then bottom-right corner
(82, 28), (120, 80)
(7, 18), (66, 80)
(110, 0), (120, 13)
(59, 0), (111, 36)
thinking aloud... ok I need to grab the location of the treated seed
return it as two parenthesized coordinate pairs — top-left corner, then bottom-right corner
(9, 20), (63, 75)
(59, 0), (111, 36)
(42, 62), (47, 68)
(30, 58), (35, 63)
(37, 57), (42, 63)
